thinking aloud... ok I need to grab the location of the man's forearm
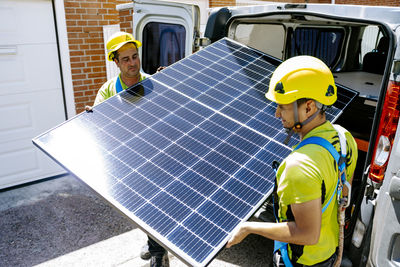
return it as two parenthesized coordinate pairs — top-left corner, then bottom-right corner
(226, 198), (321, 248)
(226, 221), (310, 248)
(239, 221), (318, 245)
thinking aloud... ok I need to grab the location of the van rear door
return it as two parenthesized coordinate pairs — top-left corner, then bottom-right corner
(132, 0), (200, 75)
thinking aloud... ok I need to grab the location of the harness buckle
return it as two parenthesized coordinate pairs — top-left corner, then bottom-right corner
(340, 181), (351, 208)
(272, 160), (281, 174)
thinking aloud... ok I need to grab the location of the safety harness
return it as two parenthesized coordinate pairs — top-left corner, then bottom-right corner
(273, 125), (351, 267)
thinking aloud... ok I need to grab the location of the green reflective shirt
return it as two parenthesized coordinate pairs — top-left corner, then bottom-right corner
(275, 121), (358, 265)
(94, 72), (148, 105)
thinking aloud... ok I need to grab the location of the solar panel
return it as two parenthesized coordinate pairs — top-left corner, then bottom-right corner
(33, 38), (357, 266)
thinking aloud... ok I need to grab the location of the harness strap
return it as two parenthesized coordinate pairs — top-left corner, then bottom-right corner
(274, 241), (294, 267)
(116, 76), (123, 94)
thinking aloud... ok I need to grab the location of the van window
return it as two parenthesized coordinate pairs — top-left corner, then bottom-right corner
(142, 22), (186, 74)
(361, 26), (382, 60)
(233, 24), (285, 59)
(289, 27), (345, 68)
(360, 26), (388, 74)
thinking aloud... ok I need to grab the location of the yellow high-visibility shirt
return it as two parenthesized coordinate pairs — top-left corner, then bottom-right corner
(94, 72), (148, 105)
(275, 121), (358, 265)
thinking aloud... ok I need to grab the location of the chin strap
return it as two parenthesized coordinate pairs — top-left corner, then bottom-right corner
(283, 128), (295, 145)
(283, 101), (322, 145)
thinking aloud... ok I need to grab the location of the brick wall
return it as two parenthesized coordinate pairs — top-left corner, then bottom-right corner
(119, 6), (133, 34)
(64, 0), (127, 113)
(335, 0), (400, 6)
(209, 0), (236, 7)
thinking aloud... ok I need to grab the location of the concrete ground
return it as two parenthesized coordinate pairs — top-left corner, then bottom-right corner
(0, 174), (273, 267)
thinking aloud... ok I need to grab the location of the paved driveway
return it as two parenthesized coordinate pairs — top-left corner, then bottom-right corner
(0, 174), (273, 267)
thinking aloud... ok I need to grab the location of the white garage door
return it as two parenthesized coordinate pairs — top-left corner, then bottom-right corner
(0, 0), (65, 189)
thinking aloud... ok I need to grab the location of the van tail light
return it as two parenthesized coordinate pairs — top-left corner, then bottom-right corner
(368, 81), (400, 184)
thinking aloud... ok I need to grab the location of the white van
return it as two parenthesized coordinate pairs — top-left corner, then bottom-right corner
(130, 1), (400, 266)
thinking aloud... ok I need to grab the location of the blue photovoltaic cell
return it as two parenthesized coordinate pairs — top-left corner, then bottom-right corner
(33, 38), (357, 266)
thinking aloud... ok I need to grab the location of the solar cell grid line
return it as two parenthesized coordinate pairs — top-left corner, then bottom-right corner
(177, 41), (355, 148)
(121, 170), (230, 237)
(164, 44), (289, 142)
(108, 140), (252, 241)
(122, 96), (274, 209)
(33, 37), (358, 267)
(165, 42), (263, 88)
(160, 48), (282, 140)
(144, 65), (288, 186)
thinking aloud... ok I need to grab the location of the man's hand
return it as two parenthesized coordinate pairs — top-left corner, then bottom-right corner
(226, 222), (250, 248)
(85, 105), (93, 112)
(157, 66), (166, 72)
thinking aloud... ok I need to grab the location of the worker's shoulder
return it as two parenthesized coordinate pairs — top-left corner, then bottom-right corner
(101, 76), (119, 88)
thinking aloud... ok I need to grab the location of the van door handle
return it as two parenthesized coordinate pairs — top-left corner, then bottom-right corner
(389, 173), (400, 200)
(0, 46), (17, 55)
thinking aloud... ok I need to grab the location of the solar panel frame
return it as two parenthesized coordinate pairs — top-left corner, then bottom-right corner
(33, 38), (358, 266)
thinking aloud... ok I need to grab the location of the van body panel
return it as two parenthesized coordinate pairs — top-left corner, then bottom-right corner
(368, 119), (400, 266)
(213, 4), (400, 27)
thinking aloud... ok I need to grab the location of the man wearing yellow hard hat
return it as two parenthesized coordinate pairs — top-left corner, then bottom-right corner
(227, 56), (358, 267)
(93, 31), (148, 105)
(93, 31), (169, 267)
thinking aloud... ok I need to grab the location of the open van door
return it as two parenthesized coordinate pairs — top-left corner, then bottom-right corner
(368, 119), (400, 266)
(132, 0), (201, 75)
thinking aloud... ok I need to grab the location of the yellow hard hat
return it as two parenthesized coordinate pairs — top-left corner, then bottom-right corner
(106, 31), (142, 61)
(265, 56), (337, 106)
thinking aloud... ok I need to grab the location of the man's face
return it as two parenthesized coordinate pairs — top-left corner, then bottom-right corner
(275, 103), (296, 129)
(115, 43), (140, 79)
(275, 101), (309, 129)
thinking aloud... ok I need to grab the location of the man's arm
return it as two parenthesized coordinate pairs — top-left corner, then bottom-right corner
(226, 198), (322, 247)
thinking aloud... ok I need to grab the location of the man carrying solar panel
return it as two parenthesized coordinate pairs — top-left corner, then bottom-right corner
(227, 56), (358, 267)
(90, 31), (169, 267)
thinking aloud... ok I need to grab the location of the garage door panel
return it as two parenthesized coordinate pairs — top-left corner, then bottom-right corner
(0, 143), (39, 178)
(0, 138), (64, 189)
(0, 43), (62, 94)
(0, 90), (65, 143)
(0, 0), (56, 45)
(0, 101), (32, 133)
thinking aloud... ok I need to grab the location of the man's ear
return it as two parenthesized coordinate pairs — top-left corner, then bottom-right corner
(306, 99), (316, 114)
(114, 58), (119, 66)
